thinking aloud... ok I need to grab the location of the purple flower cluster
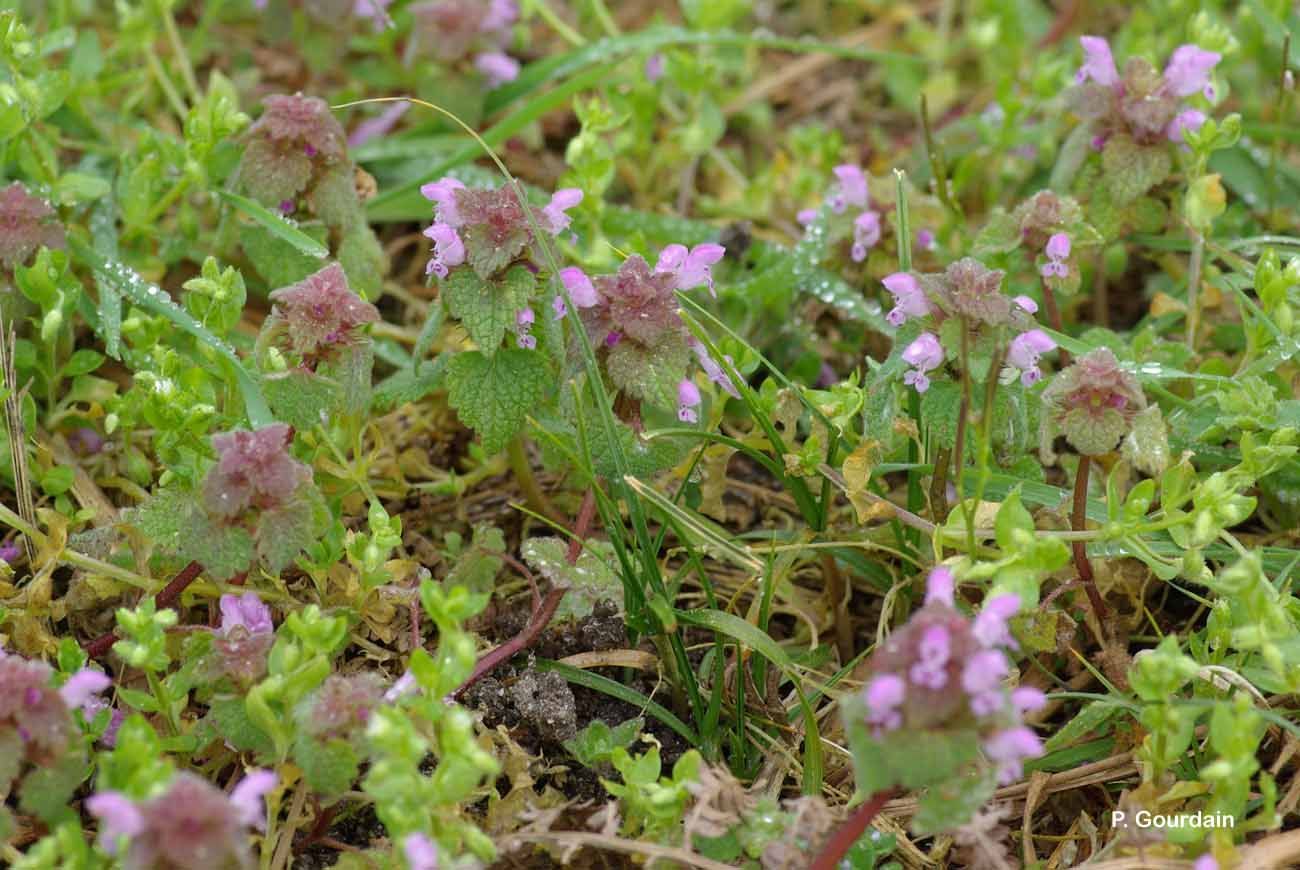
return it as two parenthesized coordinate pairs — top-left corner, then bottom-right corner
(211, 592), (275, 684)
(202, 424), (312, 519)
(0, 182), (65, 270)
(264, 263), (380, 365)
(569, 246), (736, 420)
(799, 164), (884, 263)
(860, 567), (1045, 785)
(1072, 36), (1220, 146)
(883, 258), (1057, 394)
(87, 769), (276, 869)
(419, 178), (582, 279)
(410, 0), (520, 86)
(0, 646), (109, 766)
(301, 672), (385, 738)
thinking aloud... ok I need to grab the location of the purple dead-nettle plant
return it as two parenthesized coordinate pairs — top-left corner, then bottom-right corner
(1041, 347), (1148, 457)
(884, 257), (1056, 395)
(237, 93), (349, 207)
(575, 247), (734, 419)
(87, 769), (277, 869)
(210, 592), (275, 684)
(260, 263), (380, 368)
(419, 179), (581, 279)
(203, 423), (313, 519)
(0, 647), (109, 767)
(0, 182), (65, 271)
(403, 833), (440, 870)
(409, 0), (520, 85)
(1071, 35), (1220, 147)
(856, 567), (1046, 786)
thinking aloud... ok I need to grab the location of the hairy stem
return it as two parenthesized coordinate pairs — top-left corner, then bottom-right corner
(452, 584), (567, 700)
(1185, 232), (1205, 351)
(1071, 457), (1108, 620)
(809, 789), (897, 870)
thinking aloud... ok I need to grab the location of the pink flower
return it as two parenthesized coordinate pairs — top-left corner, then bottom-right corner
(645, 53), (665, 82)
(1193, 855), (1218, 870)
(230, 770), (277, 830)
(851, 211), (881, 262)
(690, 340), (741, 399)
(353, 0), (394, 28)
(915, 228), (936, 250)
(830, 164), (869, 212)
(962, 650), (1009, 717)
(864, 673), (905, 732)
(984, 726), (1042, 784)
(882, 272), (931, 327)
(909, 624), (951, 690)
(474, 51), (520, 87)
(1040, 232), (1071, 279)
(0, 540), (19, 563)
(0, 182), (65, 269)
(423, 222), (466, 278)
(1013, 295), (1038, 314)
(656, 243), (726, 296)
(559, 267), (599, 309)
(924, 566), (955, 607)
(404, 833), (440, 870)
(1007, 329), (1056, 387)
(902, 331), (944, 393)
(86, 792), (144, 851)
(419, 177), (466, 226)
(1163, 44), (1221, 99)
(972, 594), (1020, 648)
(515, 307), (536, 349)
(1076, 36), (1119, 88)
(481, 0), (518, 32)
(1166, 108), (1207, 142)
(542, 188), (583, 235)
(58, 669), (110, 711)
(677, 379), (702, 423)
(1011, 686), (1047, 714)
(349, 100), (409, 148)
(384, 669), (418, 702)
(220, 592), (273, 636)
(796, 208), (818, 226)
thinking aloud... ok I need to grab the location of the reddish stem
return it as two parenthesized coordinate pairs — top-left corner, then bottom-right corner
(566, 489), (597, 565)
(809, 789), (897, 870)
(1072, 457), (1108, 620)
(85, 560), (204, 659)
(451, 584), (567, 700)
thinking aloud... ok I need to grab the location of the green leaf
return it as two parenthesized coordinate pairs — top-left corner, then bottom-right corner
(605, 335), (690, 408)
(1043, 701), (1121, 753)
(564, 716), (644, 768)
(217, 189), (329, 259)
(293, 734), (361, 796)
(445, 348), (550, 455)
(912, 769), (997, 836)
(19, 749), (87, 824)
(442, 265), (535, 353)
(1102, 135), (1171, 204)
(207, 694), (275, 757)
(262, 368), (343, 430)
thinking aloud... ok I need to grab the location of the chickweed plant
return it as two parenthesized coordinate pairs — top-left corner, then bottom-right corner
(1, 2), (1299, 868)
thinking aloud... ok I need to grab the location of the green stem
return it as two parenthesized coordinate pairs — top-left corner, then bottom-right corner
(1186, 231), (1205, 351)
(163, 7), (201, 103)
(527, 0), (586, 46)
(147, 670), (179, 735)
(507, 435), (561, 523)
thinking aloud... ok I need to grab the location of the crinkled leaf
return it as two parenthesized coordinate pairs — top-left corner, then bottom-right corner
(18, 747), (86, 824)
(262, 368), (342, 429)
(442, 264), (535, 354)
(912, 769), (997, 836)
(293, 734), (360, 797)
(256, 495), (322, 574)
(605, 335), (691, 409)
(1102, 135), (1171, 204)
(318, 342), (373, 418)
(445, 348), (550, 455)
(240, 221), (324, 289)
(207, 694), (275, 757)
